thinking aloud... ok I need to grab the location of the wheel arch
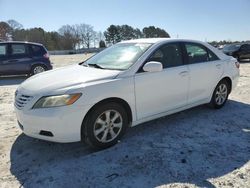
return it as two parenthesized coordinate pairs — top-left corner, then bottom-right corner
(221, 76), (232, 94)
(209, 76), (233, 103)
(81, 97), (133, 140)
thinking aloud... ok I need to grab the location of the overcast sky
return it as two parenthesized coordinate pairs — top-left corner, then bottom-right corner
(1, 0), (250, 41)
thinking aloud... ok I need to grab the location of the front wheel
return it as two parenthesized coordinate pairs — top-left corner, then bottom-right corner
(209, 80), (230, 109)
(82, 102), (128, 149)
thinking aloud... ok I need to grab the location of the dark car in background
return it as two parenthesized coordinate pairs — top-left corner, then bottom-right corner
(0, 41), (52, 76)
(223, 43), (250, 61)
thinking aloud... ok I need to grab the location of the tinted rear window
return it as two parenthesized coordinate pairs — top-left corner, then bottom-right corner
(31, 45), (47, 56)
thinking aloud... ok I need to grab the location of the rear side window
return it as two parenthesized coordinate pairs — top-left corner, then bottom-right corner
(31, 45), (47, 56)
(11, 44), (27, 55)
(0, 44), (7, 57)
(185, 44), (208, 64)
(148, 43), (183, 68)
(185, 43), (219, 64)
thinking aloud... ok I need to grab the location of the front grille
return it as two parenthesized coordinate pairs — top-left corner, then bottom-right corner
(15, 94), (33, 109)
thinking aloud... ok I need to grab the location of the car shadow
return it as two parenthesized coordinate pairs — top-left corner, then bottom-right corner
(10, 100), (250, 187)
(0, 76), (27, 86)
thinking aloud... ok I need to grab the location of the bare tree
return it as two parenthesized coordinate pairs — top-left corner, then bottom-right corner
(77, 24), (95, 48)
(58, 25), (80, 50)
(7, 20), (23, 30)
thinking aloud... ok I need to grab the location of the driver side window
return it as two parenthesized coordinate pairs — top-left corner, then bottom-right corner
(148, 43), (183, 68)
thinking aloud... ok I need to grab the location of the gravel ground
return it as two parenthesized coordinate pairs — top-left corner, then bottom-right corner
(0, 55), (250, 188)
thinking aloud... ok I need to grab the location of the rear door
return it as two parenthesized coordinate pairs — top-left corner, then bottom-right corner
(183, 42), (223, 104)
(7, 43), (33, 75)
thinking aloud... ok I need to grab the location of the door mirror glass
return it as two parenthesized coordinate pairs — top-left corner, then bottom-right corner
(143, 61), (163, 72)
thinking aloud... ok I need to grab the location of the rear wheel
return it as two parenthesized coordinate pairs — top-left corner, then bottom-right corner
(31, 65), (46, 75)
(82, 102), (128, 149)
(209, 80), (229, 109)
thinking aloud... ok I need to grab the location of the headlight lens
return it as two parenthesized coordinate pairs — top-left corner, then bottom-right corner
(33, 93), (82, 109)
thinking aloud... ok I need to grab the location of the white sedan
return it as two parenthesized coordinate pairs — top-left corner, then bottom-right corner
(14, 38), (240, 148)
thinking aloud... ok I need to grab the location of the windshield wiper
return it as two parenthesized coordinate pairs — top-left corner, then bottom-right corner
(87, 64), (105, 69)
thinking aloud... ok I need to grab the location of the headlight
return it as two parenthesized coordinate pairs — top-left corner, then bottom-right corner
(33, 93), (82, 109)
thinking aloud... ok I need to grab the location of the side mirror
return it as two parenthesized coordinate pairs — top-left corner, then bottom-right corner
(143, 61), (163, 72)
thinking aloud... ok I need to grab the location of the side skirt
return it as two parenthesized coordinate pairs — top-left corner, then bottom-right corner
(131, 99), (209, 127)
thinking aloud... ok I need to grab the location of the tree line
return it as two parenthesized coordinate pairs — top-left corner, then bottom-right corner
(0, 20), (170, 51)
(209, 40), (250, 47)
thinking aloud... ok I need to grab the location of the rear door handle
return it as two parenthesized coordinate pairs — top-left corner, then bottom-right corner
(179, 71), (189, 76)
(216, 64), (221, 69)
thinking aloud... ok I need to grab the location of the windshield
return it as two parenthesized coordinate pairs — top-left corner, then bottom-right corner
(223, 44), (241, 52)
(84, 43), (152, 70)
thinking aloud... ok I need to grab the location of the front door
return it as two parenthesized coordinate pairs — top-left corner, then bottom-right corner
(135, 43), (189, 120)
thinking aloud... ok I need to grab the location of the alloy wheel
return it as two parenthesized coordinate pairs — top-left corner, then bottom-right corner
(33, 66), (45, 74)
(93, 110), (123, 143)
(215, 83), (228, 105)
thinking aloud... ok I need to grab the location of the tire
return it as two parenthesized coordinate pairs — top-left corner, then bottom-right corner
(209, 80), (230, 109)
(82, 102), (128, 149)
(31, 65), (46, 75)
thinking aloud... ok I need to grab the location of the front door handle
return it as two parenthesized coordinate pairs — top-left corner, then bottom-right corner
(179, 71), (189, 77)
(216, 64), (221, 69)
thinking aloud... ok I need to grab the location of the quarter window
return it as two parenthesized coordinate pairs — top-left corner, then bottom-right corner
(208, 49), (219, 61)
(31, 45), (46, 56)
(148, 43), (183, 68)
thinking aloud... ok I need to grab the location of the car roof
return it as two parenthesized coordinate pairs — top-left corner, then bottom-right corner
(120, 38), (205, 44)
(0, 41), (43, 46)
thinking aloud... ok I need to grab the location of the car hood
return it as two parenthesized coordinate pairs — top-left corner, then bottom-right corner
(19, 65), (121, 94)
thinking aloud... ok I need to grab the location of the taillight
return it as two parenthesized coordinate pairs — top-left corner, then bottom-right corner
(43, 53), (49, 59)
(235, 62), (240, 69)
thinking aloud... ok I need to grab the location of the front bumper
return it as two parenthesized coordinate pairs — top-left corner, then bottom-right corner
(14, 104), (91, 143)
